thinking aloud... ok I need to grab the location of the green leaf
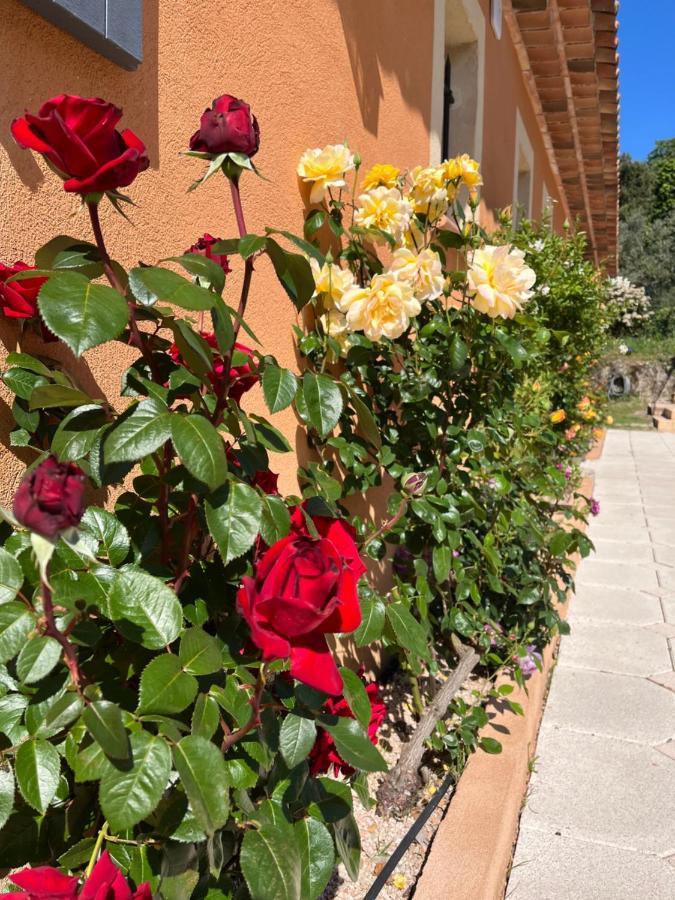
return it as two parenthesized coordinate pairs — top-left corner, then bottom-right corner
(35, 235), (101, 276)
(4, 353), (52, 377)
(302, 373), (343, 437)
(16, 637), (61, 684)
(172, 736), (230, 836)
(29, 384), (97, 410)
(104, 399), (173, 464)
(296, 817), (334, 899)
(128, 267), (215, 311)
(479, 737), (502, 754)
(332, 813), (361, 882)
(205, 481), (262, 565)
(170, 320), (214, 377)
(305, 777), (352, 823)
(386, 602), (431, 661)
(266, 238), (315, 311)
(80, 507), (130, 566)
(449, 333), (469, 371)
(266, 228), (325, 264)
(138, 655), (198, 715)
(239, 235), (268, 259)
(0, 603), (34, 664)
(262, 365), (298, 414)
(260, 495), (291, 546)
(15, 738), (60, 813)
(279, 715), (317, 769)
(166, 253), (226, 294)
(347, 390), (381, 449)
(339, 668), (371, 730)
(240, 824), (302, 900)
(43, 693), (83, 733)
(211, 295), (235, 356)
(432, 545), (452, 584)
(354, 592), (386, 647)
(109, 569), (182, 649)
(171, 415), (228, 491)
(82, 701), (130, 760)
(38, 271), (128, 356)
(3, 367), (49, 401)
(0, 763), (15, 830)
(52, 405), (108, 461)
(0, 548), (23, 605)
(100, 731), (171, 831)
(191, 693), (219, 740)
(52, 243), (103, 278)
(319, 718), (386, 772)
(179, 628), (223, 675)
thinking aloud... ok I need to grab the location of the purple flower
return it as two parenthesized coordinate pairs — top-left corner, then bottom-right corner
(452, 550), (460, 558)
(564, 466), (572, 481)
(590, 498), (600, 517)
(517, 644), (542, 676)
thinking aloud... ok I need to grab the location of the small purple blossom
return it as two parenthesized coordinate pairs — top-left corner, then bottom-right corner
(564, 466), (572, 481)
(452, 550), (460, 558)
(517, 644), (543, 677)
(483, 623), (499, 647)
(590, 497), (600, 517)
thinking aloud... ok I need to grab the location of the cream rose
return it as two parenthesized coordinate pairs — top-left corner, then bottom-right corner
(338, 273), (420, 341)
(388, 247), (444, 302)
(408, 165), (448, 220)
(467, 245), (536, 319)
(310, 259), (355, 308)
(354, 186), (412, 243)
(297, 144), (355, 204)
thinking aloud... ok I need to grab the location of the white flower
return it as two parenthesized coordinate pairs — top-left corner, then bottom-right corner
(532, 239), (545, 252)
(388, 247), (444, 302)
(354, 187), (412, 242)
(467, 245), (536, 319)
(297, 144), (355, 204)
(338, 272), (421, 341)
(619, 343), (629, 355)
(540, 285), (550, 296)
(310, 259), (355, 308)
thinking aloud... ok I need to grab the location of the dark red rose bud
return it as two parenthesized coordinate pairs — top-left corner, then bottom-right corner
(186, 234), (232, 274)
(401, 472), (427, 496)
(189, 95), (260, 158)
(13, 456), (87, 541)
(0, 261), (46, 319)
(11, 94), (149, 195)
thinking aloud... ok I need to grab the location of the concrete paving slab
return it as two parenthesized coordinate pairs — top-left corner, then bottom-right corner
(647, 528), (675, 547)
(558, 621), (672, 677)
(569, 585), (663, 626)
(649, 671), (675, 693)
(518, 730), (675, 854)
(591, 540), (654, 563)
(656, 566), (675, 592)
(645, 622), (675, 638)
(508, 827), (675, 900)
(588, 523), (652, 544)
(662, 595), (675, 623)
(541, 667), (675, 744)
(655, 740), (675, 761)
(575, 560), (660, 591)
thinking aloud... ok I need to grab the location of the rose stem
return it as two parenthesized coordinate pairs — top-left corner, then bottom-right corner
(86, 201), (159, 380)
(221, 668), (266, 751)
(42, 579), (85, 695)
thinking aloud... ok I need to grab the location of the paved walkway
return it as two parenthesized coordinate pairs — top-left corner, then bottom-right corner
(507, 430), (675, 899)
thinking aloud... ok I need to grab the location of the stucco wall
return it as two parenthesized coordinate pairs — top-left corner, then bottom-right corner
(0, 0), (436, 504)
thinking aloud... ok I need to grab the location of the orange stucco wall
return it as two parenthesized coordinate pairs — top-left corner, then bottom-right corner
(0, 0), (436, 503)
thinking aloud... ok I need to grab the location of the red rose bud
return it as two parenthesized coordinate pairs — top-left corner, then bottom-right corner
(251, 468), (279, 495)
(189, 94), (260, 157)
(0, 261), (46, 319)
(13, 457), (86, 541)
(170, 333), (257, 402)
(309, 679), (387, 776)
(11, 94), (149, 195)
(237, 505), (365, 695)
(186, 233), (232, 274)
(402, 472), (427, 496)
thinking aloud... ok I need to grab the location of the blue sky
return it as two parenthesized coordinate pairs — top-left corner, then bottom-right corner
(619, 2), (675, 159)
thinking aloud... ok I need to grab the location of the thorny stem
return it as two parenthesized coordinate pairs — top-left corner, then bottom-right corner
(221, 668), (266, 751)
(173, 495), (198, 594)
(42, 580), (85, 695)
(364, 496), (408, 547)
(87, 201), (159, 380)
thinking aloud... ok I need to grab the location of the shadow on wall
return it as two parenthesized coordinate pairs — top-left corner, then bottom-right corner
(335, 0), (433, 136)
(0, 0), (160, 189)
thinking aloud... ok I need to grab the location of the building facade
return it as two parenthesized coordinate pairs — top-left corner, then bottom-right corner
(0, 0), (619, 498)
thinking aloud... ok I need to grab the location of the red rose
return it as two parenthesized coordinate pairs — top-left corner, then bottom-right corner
(2, 852), (151, 900)
(251, 468), (279, 495)
(169, 333), (257, 402)
(309, 680), (387, 777)
(186, 234), (231, 275)
(190, 95), (260, 158)
(13, 456), (86, 540)
(0, 261), (46, 319)
(237, 506), (365, 694)
(11, 94), (149, 195)
(79, 851), (151, 900)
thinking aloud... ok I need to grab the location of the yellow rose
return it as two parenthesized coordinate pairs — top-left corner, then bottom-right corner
(467, 245), (536, 319)
(297, 144), (355, 204)
(532, 381), (541, 392)
(441, 154), (483, 189)
(576, 396), (591, 411)
(310, 259), (355, 308)
(354, 186), (412, 243)
(593, 427), (604, 440)
(408, 165), (448, 220)
(319, 309), (351, 357)
(606, 415), (614, 425)
(338, 272), (421, 341)
(388, 247), (444, 302)
(550, 409), (566, 424)
(361, 163), (400, 191)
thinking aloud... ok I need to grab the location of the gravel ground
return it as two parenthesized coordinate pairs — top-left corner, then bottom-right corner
(322, 670), (485, 900)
